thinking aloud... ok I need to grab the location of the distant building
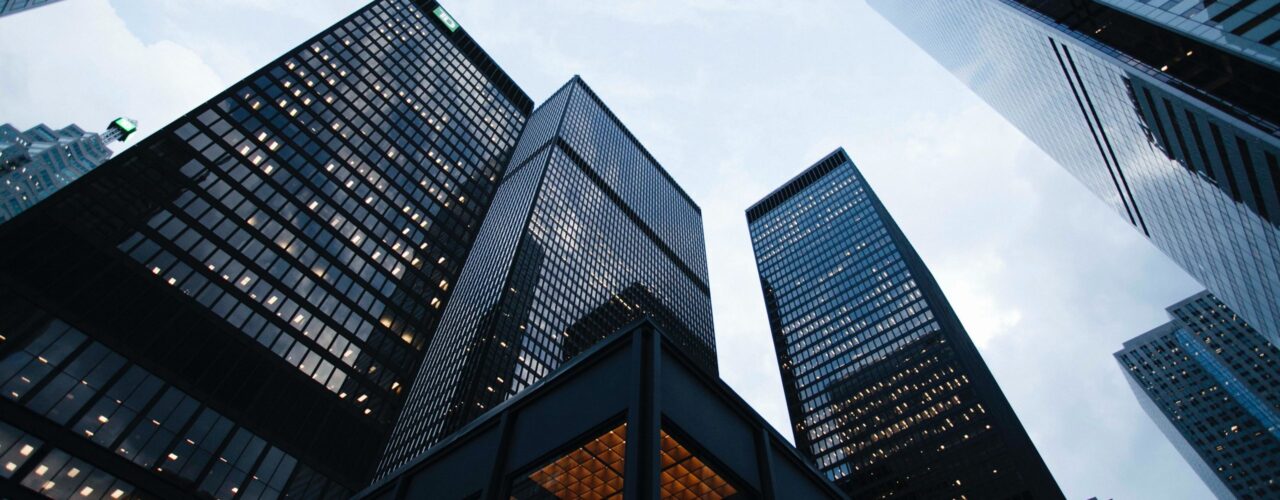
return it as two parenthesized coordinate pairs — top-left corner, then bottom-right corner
(869, 0), (1280, 348)
(359, 320), (845, 500)
(747, 149), (1062, 498)
(1116, 291), (1280, 499)
(377, 76), (716, 478)
(0, 118), (136, 223)
(0, 0), (64, 17)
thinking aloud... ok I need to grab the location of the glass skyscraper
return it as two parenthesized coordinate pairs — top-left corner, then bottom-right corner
(1116, 291), (1280, 499)
(868, 0), (1280, 348)
(377, 76), (716, 479)
(0, 0), (531, 497)
(0, 119), (135, 223)
(747, 149), (1061, 499)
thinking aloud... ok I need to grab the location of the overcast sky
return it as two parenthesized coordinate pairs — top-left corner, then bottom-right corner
(0, 1), (1212, 497)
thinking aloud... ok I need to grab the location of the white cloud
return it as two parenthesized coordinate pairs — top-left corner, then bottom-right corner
(941, 254), (1024, 347)
(102, 0), (356, 84)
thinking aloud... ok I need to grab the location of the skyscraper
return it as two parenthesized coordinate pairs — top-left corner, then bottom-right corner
(747, 149), (1061, 498)
(1116, 291), (1280, 499)
(0, 118), (135, 223)
(0, 0), (531, 497)
(0, 0), (63, 17)
(377, 76), (715, 478)
(868, 0), (1280, 347)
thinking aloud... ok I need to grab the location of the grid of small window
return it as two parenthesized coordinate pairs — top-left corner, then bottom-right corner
(749, 155), (1032, 497)
(868, 0), (1280, 353)
(16, 448), (133, 500)
(1118, 292), (1280, 498)
(379, 78), (714, 477)
(0, 319), (307, 499)
(107, 0), (527, 422)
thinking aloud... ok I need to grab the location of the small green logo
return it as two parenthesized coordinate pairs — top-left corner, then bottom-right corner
(113, 117), (137, 134)
(433, 6), (459, 32)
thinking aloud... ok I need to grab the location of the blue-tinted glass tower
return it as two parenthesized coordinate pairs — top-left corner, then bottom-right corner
(747, 149), (1061, 499)
(377, 76), (715, 478)
(1117, 291), (1280, 499)
(0, 1), (531, 497)
(868, 0), (1280, 347)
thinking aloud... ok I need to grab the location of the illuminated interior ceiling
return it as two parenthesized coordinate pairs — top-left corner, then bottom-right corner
(516, 423), (627, 499)
(511, 423), (742, 500)
(659, 430), (739, 500)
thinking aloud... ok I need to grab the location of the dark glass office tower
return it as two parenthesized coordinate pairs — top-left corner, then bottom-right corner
(1116, 291), (1280, 499)
(377, 77), (715, 478)
(868, 0), (1280, 347)
(0, 1), (531, 497)
(747, 149), (1061, 499)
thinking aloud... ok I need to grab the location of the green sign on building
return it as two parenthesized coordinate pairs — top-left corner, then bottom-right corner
(433, 6), (459, 32)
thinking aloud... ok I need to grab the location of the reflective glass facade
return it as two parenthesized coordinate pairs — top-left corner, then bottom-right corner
(747, 150), (1061, 499)
(0, 122), (116, 223)
(1116, 291), (1280, 499)
(0, 0), (532, 496)
(0, 320), (302, 499)
(869, 0), (1280, 349)
(378, 77), (715, 478)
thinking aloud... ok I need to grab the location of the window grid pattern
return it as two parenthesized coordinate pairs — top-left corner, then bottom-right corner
(1117, 292), (1280, 499)
(0, 319), (308, 499)
(16, 448), (133, 500)
(0, 420), (44, 480)
(0, 0), (531, 496)
(108, 0), (527, 422)
(379, 78), (714, 478)
(868, 0), (1280, 353)
(749, 153), (1052, 498)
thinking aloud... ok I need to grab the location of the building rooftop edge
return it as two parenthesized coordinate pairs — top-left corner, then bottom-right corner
(1117, 321), (1181, 355)
(746, 148), (852, 222)
(359, 316), (839, 497)
(565, 75), (703, 215)
(427, 0), (534, 114)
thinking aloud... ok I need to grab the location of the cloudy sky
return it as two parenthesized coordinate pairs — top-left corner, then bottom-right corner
(0, 1), (1211, 497)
